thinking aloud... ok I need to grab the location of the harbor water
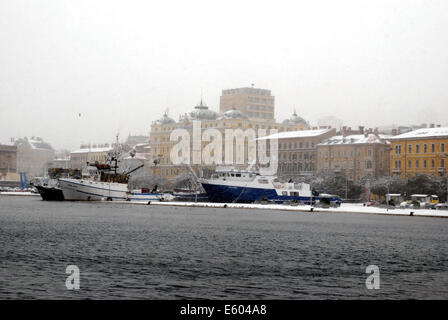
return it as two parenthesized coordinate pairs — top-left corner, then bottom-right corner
(1, 196), (447, 299)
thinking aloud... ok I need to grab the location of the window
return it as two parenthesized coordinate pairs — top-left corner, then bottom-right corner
(423, 160), (427, 168)
(408, 160), (412, 169)
(431, 159), (435, 168)
(424, 144), (428, 153)
(408, 145), (412, 154)
(416, 160), (419, 168)
(416, 144), (420, 153)
(366, 160), (373, 169)
(395, 145), (401, 154)
(442, 159), (445, 168)
(431, 144), (435, 153)
(442, 143), (445, 152)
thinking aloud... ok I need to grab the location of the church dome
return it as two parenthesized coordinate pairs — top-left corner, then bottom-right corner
(189, 100), (219, 120)
(156, 112), (176, 125)
(219, 108), (248, 120)
(283, 111), (307, 125)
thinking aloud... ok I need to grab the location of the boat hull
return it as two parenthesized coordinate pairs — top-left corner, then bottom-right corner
(58, 178), (163, 201)
(36, 185), (65, 201)
(59, 178), (129, 201)
(201, 182), (312, 203)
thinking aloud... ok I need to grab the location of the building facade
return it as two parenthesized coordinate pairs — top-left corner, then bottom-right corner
(0, 144), (18, 180)
(317, 133), (390, 181)
(389, 126), (448, 179)
(220, 87), (275, 121)
(150, 100), (309, 180)
(259, 128), (336, 177)
(70, 145), (113, 169)
(14, 137), (55, 177)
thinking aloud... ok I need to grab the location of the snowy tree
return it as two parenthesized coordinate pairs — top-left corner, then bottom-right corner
(299, 172), (363, 200)
(171, 172), (196, 190)
(128, 172), (169, 191)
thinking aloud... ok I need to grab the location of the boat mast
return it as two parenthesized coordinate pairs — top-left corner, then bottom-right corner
(113, 133), (119, 175)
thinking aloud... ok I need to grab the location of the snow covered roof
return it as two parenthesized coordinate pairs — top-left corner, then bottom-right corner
(388, 127), (448, 140)
(71, 147), (113, 154)
(134, 143), (149, 147)
(28, 139), (53, 150)
(318, 134), (389, 146)
(11, 137), (53, 150)
(257, 128), (333, 140)
(122, 153), (148, 160)
(0, 139), (15, 146)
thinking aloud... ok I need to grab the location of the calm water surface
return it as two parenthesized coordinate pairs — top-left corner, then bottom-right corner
(1, 196), (447, 299)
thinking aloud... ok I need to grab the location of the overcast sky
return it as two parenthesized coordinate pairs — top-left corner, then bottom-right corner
(1, 0), (447, 150)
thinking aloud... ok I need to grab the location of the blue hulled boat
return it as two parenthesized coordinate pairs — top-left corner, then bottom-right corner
(199, 169), (342, 205)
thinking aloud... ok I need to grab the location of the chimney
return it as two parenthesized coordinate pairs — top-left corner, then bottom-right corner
(430, 124), (435, 128)
(392, 128), (398, 136)
(437, 124), (441, 128)
(374, 128), (379, 135)
(358, 126), (364, 134)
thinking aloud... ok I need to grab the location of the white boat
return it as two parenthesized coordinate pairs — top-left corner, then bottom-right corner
(58, 169), (164, 202)
(59, 138), (164, 202)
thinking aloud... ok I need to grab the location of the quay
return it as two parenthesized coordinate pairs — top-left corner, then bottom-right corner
(110, 200), (448, 218)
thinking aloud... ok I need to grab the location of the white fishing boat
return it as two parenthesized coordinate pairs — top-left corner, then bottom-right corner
(59, 136), (164, 202)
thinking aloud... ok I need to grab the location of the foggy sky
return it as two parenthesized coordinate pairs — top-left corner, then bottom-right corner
(1, 0), (447, 150)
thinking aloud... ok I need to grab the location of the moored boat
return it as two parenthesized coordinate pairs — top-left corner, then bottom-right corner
(35, 185), (65, 201)
(199, 168), (342, 205)
(58, 137), (164, 201)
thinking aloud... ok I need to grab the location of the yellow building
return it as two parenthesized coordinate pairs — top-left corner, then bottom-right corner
(389, 127), (448, 179)
(150, 100), (309, 180)
(317, 133), (391, 181)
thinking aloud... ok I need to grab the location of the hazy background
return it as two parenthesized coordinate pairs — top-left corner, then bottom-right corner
(1, 0), (447, 150)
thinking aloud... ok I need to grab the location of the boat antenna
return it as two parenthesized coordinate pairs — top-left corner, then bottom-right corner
(112, 133), (120, 175)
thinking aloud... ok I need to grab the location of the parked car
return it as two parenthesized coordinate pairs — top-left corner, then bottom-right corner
(435, 203), (448, 210)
